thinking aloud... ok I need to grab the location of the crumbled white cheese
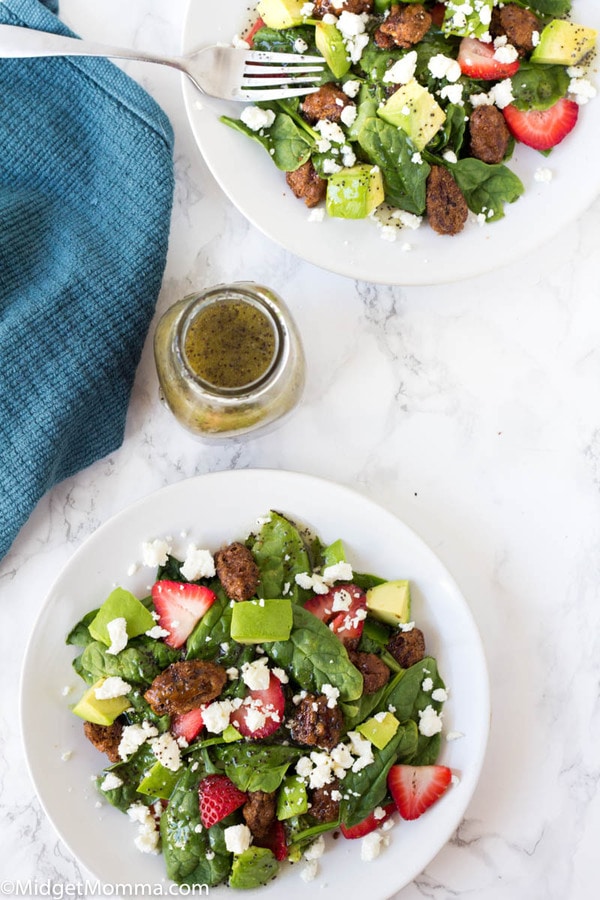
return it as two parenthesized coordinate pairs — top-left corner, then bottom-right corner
(240, 106), (276, 132)
(428, 53), (461, 83)
(127, 802), (160, 854)
(446, 730), (465, 742)
(142, 538), (172, 568)
(418, 704), (444, 737)
(181, 546), (216, 581)
(202, 698), (242, 734)
(343, 79), (361, 98)
(294, 37), (308, 54)
(145, 624), (170, 640)
(534, 167), (553, 184)
(347, 731), (374, 772)
(493, 43), (518, 64)
(118, 722), (159, 761)
(295, 572), (329, 594)
(383, 51), (418, 85)
(150, 732), (182, 772)
(224, 824), (253, 854)
(489, 78), (514, 109)
(431, 687), (448, 702)
(304, 835), (325, 860)
(94, 676), (131, 700)
(105, 617), (128, 656)
(101, 772), (124, 791)
(361, 830), (388, 861)
(421, 677), (434, 692)
(241, 657), (271, 691)
(300, 859), (319, 882)
(323, 561), (354, 584)
(321, 684), (340, 709)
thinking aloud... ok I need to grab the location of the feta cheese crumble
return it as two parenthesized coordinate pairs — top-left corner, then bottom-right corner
(224, 823), (252, 854)
(240, 106), (276, 132)
(105, 617), (128, 656)
(142, 538), (171, 568)
(94, 676), (131, 700)
(181, 546), (216, 581)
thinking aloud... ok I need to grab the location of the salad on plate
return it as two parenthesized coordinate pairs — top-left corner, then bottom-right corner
(67, 511), (457, 889)
(223, 0), (597, 237)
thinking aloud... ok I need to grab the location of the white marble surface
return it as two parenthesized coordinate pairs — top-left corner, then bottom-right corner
(2, 1), (600, 898)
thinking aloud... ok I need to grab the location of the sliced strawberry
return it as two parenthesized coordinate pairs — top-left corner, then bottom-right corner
(230, 672), (285, 740)
(430, 3), (446, 28)
(388, 764), (452, 821)
(151, 580), (216, 649)
(245, 17), (265, 47)
(198, 774), (247, 828)
(503, 97), (579, 151)
(254, 819), (288, 861)
(458, 37), (520, 80)
(340, 802), (396, 839)
(304, 584), (367, 645)
(171, 706), (205, 743)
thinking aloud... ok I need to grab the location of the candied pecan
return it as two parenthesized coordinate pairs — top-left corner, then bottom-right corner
(286, 161), (327, 208)
(313, 0), (373, 18)
(300, 83), (352, 125)
(144, 659), (227, 716)
(83, 720), (123, 763)
(243, 790), (277, 839)
(310, 779), (341, 823)
(490, 3), (541, 57)
(386, 627), (426, 669)
(426, 165), (468, 236)
(215, 541), (260, 602)
(374, 4), (432, 50)
(469, 105), (511, 165)
(348, 650), (390, 694)
(288, 693), (344, 751)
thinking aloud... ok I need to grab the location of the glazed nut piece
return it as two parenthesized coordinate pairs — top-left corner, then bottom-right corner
(214, 541), (260, 602)
(313, 0), (373, 18)
(374, 4), (432, 50)
(490, 3), (542, 57)
(286, 160), (327, 208)
(300, 83), (353, 125)
(310, 779), (341, 823)
(425, 165), (469, 236)
(348, 650), (391, 694)
(469, 105), (511, 165)
(242, 790), (277, 840)
(288, 692), (344, 751)
(144, 659), (227, 716)
(386, 626), (426, 669)
(83, 720), (123, 763)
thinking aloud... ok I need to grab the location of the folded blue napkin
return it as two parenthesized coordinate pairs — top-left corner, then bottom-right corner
(0, 0), (174, 561)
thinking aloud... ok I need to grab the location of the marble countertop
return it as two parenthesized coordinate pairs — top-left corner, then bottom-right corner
(2, 1), (600, 898)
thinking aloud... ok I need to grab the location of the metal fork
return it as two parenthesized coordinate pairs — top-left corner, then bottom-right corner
(0, 24), (324, 101)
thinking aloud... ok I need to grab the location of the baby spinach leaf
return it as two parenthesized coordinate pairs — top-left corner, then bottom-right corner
(79, 636), (179, 686)
(358, 118), (429, 214)
(513, 0), (570, 18)
(230, 847), (279, 889)
(186, 583), (232, 660)
(381, 656), (446, 764)
(248, 511), (311, 603)
(252, 25), (316, 55)
(339, 721), (418, 826)
(161, 765), (230, 886)
(96, 744), (157, 812)
(510, 62), (569, 111)
(449, 158), (524, 221)
(264, 605), (364, 701)
(125, 690), (170, 733)
(66, 609), (98, 647)
(213, 743), (303, 793)
(221, 113), (313, 173)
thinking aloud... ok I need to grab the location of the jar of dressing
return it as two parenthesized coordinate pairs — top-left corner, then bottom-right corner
(154, 283), (305, 439)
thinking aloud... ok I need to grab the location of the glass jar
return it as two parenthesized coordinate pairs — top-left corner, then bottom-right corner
(154, 283), (305, 439)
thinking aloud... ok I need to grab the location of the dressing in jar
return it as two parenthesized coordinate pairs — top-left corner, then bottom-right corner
(154, 283), (305, 439)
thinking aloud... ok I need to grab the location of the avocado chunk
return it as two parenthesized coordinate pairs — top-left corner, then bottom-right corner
(276, 775), (309, 820)
(230, 597), (293, 643)
(137, 760), (180, 800)
(229, 847), (279, 889)
(378, 79), (446, 151)
(256, 0), (305, 30)
(323, 538), (346, 568)
(315, 22), (351, 79)
(531, 20), (597, 66)
(71, 678), (131, 726)
(326, 164), (384, 219)
(366, 580), (411, 626)
(356, 711), (399, 750)
(88, 587), (155, 646)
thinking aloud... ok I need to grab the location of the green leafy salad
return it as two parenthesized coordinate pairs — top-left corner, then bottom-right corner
(222, 0), (597, 236)
(67, 511), (454, 889)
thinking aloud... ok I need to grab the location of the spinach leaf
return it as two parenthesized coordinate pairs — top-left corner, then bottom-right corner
(125, 690), (170, 733)
(161, 765), (231, 886)
(248, 511), (312, 603)
(186, 583), (232, 661)
(339, 721), (418, 827)
(66, 609), (98, 647)
(510, 62), (569, 111)
(429, 102), (467, 156)
(221, 112), (313, 172)
(381, 656), (446, 765)
(96, 744), (157, 812)
(358, 118), (430, 214)
(264, 605), (363, 701)
(78, 636), (180, 685)
(252, 25), (316, 55)
(213, 743), (303, 793)
(512, 0), (570, 17)
(448, 158), (524, 221)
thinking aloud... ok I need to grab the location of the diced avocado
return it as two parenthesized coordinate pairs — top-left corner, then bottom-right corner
(366, 580), (411, 627)
(71, 678), (131, 726)
(88, 587), (155, 646)
(276, 775), (309, 820)
(222, 724), (243, 742)
(230, 598), (293, 644)
(323, 538), (346, 568)
(137, 761), (180, 800)
(326, 165), (384, 219)
(531, 20), (597, 66)
(356, 711), (399, 750)
(315, 22), (351, 79)
(378, 79), (446, 151)
(229, 847), (279, 889)
(256, 0), (305, 29)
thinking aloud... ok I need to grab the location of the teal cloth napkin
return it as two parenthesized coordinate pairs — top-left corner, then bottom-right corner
(0, 0), (174, 560)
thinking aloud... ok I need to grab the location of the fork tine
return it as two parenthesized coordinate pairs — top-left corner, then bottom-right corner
(244, 50), (324, 64)
(236, 85), (320, 101)
(241, 74), (322, 87)
(243, 64), (324, 75)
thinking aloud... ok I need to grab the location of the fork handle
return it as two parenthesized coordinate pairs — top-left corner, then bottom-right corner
(0, 24), (184, 73)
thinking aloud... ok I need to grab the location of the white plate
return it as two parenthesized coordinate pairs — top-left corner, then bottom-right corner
(182, 1), (600, 285)
(21, 469), (489, 898)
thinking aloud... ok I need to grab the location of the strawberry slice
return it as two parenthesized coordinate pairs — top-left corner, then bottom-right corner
(340, 802), (396, 839)
(502, 97), (579, 151)
(230, 672), (285, 740)
(171, 706), (205, 743)
(245, 17), (265, 47)
(430, 3), (446, 28)
(254, 819), (288, 861)
(198, 774), (247, 828)
(151, 580), (217, 649)
(304, 584), (367, 645)
(388, 764), (452, 821)
(458, 37), (520, 80)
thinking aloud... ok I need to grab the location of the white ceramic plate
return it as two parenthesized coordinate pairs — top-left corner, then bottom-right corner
(21, 469), (489, 898)
(181, 1), (600, 285)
